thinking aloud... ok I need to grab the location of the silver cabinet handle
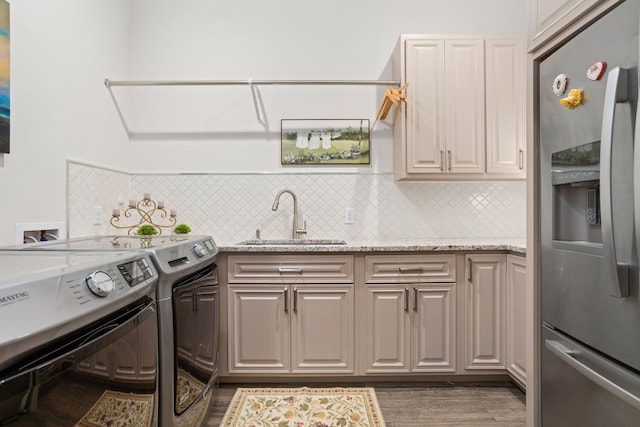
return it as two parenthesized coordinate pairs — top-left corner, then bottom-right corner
(440, 150), (445, 172)
(447, 150), (452, 171)
(404, 288), (409, 312)
(545, 339), (640, 410)
(518, 149), (524, 170)
(600, 67), (630, 297)
(279, 266), (303, 273)
(293, 288), (298, 313)
(399, 267), (423, 274)
(284, 288), (288, 313)
(413, 287), (418, 312)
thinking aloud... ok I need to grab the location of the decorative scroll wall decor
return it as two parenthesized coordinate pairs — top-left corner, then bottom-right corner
(110, 193), (177, 235)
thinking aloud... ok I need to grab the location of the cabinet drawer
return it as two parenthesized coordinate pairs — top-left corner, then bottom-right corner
(365, 254), (456, 283)
(228, 255), (354, 284)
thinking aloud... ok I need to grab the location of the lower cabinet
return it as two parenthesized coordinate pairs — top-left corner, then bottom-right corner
(363, 254), (457, 374)
(464, 254), (506, 370)
(228, 284), (354, 374)
(506, 254), (527, 388)
(364, 284), (456, 373)
(222, 251), (525, 383)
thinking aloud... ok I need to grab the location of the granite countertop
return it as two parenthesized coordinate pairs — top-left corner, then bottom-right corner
(218, 238), (526, 254)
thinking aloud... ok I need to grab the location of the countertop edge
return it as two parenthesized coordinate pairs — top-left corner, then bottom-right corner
(218, 240), (526, 254)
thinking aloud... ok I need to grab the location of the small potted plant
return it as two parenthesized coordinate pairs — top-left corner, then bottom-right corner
(136, 224), (158, 236)
(173, 223), (192, 234)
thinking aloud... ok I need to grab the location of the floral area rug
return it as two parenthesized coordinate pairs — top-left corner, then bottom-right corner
(75, 390), (154, 427)
(220, 387), (386, 427)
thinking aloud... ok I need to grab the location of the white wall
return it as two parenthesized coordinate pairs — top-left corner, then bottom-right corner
(122, 0), (528, 173)
(0, 0), (527, 246)
(0, 0), (132, 245)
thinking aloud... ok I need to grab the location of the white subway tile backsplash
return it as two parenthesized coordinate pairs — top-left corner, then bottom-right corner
(68, 162), (525, 243)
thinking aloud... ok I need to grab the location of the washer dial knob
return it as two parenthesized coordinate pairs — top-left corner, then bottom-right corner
(192, 243), (206, 258)
(86, 271), (115, 297)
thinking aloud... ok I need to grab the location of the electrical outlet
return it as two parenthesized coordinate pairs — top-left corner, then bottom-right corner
(344, 207), (355, 224)
(93, 206), (103, 225)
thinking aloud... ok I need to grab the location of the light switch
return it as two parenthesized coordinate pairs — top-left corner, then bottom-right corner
(344, 207), (355, 224)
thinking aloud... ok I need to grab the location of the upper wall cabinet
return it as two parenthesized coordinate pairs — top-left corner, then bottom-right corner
(529, 0), (622, 51)
(392, 35), (525, 181)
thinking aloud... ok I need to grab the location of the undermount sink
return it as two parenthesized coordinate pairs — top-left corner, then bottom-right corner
(236, 239), (347, 246)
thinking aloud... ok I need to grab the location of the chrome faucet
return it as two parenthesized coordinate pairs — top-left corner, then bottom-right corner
(271, 189), (307, 239)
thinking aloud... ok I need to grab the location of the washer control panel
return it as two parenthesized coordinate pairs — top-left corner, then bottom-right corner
(192, 242), (207, 258)
(86, 271), (115, 297)
(117, 257), (154, 287)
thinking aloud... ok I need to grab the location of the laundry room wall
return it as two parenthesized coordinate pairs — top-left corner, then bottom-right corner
(0, 0), (132, 245)
(121, 0), (528, 173)
(0, 0), (528, 246)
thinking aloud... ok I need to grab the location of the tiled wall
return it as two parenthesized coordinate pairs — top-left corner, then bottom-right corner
(68, 162), (526, 244)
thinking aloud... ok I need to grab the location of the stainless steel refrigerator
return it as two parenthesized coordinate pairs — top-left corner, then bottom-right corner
(539, 0), (640, 425)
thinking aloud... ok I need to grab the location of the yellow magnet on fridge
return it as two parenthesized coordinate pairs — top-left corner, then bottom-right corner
(559, 88), (584, 110)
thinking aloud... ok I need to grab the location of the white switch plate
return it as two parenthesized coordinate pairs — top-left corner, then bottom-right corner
(344, 207), (355, 224)
(93, 206), (103, 225)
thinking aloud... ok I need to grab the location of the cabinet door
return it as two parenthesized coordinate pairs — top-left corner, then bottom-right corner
(445, 39), (485, 173)
(364, 286), (411, 373)
(291, 285), (354, 373)
(529, 0), (615, 50)
(506, 255), (527, 388)
(405, 38), (446, 174)
(485, 38), (526, 176)
(412, 285), (456, 372)
(228, 285), (290, 373)
(464, 254), (506, 370)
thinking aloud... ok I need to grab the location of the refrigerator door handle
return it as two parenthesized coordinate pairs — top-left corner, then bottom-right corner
(600, 66), (630, 297)
(545, 339), (640, 411)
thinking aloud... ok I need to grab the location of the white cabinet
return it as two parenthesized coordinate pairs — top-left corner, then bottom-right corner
(363, 255), (456, 373)
(506, 254), (527, 388)
(291, 286), (354, 373)
(529, 0), (621, 51)
(464, 254), (506, 370)
(393, 35), (525, 180)
(228, 286), (290, 372)
(226, 255), (355, 374)
(485, 38), (526, 175)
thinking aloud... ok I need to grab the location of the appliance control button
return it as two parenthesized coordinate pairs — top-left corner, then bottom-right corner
(86, 271), (115, 297)
(192, 243), (206, 258)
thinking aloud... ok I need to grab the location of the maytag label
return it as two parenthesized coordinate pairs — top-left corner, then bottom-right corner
(0, 291), (30, 307)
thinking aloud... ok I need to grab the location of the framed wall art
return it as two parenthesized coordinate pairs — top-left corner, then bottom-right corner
(281, 119), (370, 165)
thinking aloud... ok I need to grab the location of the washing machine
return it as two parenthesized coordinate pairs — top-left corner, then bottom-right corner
(0, 249), (159, 425)
(13, 234), (219, 427)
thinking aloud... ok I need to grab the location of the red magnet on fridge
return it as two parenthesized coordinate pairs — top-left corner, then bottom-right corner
(587, 61), (606, 81)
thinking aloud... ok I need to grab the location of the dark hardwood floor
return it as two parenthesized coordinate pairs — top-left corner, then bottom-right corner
(204, 383), (526, 426)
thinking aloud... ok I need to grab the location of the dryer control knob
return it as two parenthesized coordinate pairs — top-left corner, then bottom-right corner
(86, 271), (115, 297)
(192, 243), (206, 258)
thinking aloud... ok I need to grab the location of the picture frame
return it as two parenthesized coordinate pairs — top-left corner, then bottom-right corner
(281, 119), (370, 165)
